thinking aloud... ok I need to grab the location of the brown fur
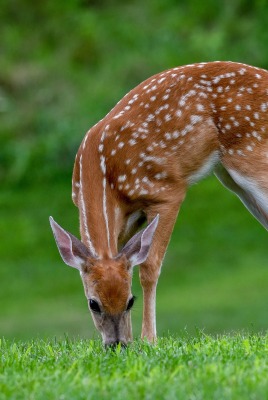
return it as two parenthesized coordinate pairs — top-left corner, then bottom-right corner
(83, 258), (131, 315)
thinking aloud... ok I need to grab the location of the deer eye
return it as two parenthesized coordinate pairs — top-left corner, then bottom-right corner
(126, 296), (136, 311)
(89, 299), (101, 313)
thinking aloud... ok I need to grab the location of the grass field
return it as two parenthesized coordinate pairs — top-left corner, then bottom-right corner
(1, 333), (268, 400)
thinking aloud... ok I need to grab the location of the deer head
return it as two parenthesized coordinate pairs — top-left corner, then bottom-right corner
(49, 215), (159, 346)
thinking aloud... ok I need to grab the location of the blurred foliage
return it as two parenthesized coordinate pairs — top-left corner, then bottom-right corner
(1, 0), (268, 185)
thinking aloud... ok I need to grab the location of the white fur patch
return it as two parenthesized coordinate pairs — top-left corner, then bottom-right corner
(187, 151), (219, 185)
(102, 176), (111, 254)
(228, 170), (268, 215)
(79, 155), (98, 256)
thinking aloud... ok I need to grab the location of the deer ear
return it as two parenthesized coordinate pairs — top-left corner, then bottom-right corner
(49, 216), (92, 270)
(119, 215), (159, 268)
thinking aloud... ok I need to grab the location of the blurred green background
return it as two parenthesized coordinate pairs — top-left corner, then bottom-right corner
(1, 0), (268, 340)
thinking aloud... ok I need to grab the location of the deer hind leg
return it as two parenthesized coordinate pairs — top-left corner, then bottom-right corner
(139, 190), (186, 342)
(214, 163), (268, 231)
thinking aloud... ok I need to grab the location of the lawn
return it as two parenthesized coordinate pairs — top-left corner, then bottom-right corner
(1, 333), (268, 400)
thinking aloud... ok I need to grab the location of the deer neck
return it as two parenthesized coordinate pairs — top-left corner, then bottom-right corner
(75, 128), (123, 259)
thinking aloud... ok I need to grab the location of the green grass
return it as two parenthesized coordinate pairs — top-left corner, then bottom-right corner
(1, 333), (268, 400)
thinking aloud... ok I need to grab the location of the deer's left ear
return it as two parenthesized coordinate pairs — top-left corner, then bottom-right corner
(49, 216), (92, 270)
(119, 215), (159, 268)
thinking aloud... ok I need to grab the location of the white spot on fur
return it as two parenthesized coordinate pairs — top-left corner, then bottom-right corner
(190, 115), (203, 125)
(239, 68), (247, 75)
(196, 104), (204, 112)
(100, 155), (106, 175)
(147, 114), (155, 122)
(165, 114), (172, 122)
(261, 103), (267, 112)
(155, 172), (168, 180)
(118, 175), (127, 182)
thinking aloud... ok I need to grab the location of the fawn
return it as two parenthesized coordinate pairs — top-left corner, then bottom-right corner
(50, 61), (268, 346)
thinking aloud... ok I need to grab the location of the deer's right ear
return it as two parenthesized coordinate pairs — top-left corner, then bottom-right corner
(49, 216), (91, 270)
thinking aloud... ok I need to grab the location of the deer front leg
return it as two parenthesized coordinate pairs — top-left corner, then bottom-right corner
(139, 196), (185, 342)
